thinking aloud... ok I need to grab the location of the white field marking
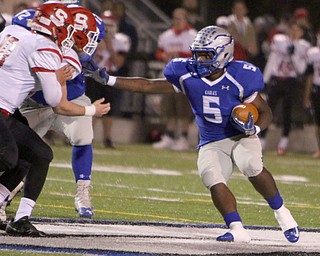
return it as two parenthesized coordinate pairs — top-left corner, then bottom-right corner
(51, 162), (311, 185)
(93, 148), (198, 161)
(50, 162), (182, 176)
(46, 177), (317, 209)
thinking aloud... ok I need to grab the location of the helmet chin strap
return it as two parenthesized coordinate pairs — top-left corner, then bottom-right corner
(51, 27), (59, 46)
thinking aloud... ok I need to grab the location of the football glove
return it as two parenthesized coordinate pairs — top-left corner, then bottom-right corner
(231, 112), (260, 136)
(84, 67), (109, 85)
(83, 59), (110, 85)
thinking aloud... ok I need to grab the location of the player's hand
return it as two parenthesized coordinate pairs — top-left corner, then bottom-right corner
(92, 98), (111, 117)
(56, 64), (75, 85)
(84, 67), (110, 85)
(231, 112), (257, 136)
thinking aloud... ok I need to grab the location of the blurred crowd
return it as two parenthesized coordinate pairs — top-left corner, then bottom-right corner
(1, 0), (319, 157)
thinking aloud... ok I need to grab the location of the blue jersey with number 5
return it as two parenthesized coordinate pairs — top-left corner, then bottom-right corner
(164, 59), (264, 148)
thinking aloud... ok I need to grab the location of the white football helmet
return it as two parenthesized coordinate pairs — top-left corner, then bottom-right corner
(188, 25), (234, 77)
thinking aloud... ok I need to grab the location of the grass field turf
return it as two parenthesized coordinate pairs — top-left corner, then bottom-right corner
(5, 143), (320, 229)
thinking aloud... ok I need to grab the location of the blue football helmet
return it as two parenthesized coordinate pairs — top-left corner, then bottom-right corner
(12, 9), (36, 30)
(188, 26), (234, 77)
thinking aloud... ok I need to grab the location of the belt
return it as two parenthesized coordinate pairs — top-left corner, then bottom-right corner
(0, 108), (11, 116)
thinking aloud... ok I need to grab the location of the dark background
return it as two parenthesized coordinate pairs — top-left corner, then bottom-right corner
(151, 0), (320, 29)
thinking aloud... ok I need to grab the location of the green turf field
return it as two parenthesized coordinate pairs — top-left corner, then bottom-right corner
(6, 143), (320, 229)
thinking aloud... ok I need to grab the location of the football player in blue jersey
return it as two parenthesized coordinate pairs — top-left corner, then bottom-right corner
(86, 26), (300, 243)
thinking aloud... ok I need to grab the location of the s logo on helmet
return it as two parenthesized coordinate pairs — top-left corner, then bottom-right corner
(74, 13), (89, 31)
(51, 9), (69, 27)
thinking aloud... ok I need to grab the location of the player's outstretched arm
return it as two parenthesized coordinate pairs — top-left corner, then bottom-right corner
(114, 77), (175, 94)
(84, 63), (175, 94)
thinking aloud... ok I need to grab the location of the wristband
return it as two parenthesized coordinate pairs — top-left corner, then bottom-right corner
(84, 105), (96, 116)
(255, 125), (261, 135)
(107, 76), (117, 86)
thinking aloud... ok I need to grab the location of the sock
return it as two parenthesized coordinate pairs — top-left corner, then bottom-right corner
(265, 191), (283, 210)
(0, 184), (10, 203)
(223, 211), (242, 228)
(14, 197), (35, 221)
(72, 145), (93, 182)
(278, 137), (289, 149)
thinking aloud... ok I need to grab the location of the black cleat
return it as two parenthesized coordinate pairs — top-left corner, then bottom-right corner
(5, 216), (46, 237)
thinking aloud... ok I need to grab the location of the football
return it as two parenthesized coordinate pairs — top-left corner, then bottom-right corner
(231, 103), (259, 123)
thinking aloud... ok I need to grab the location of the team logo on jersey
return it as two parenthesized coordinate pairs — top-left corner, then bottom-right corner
(221, 85), (230, 90)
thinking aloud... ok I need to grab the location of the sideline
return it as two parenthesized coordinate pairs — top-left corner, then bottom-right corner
(0, 218), (319, 255)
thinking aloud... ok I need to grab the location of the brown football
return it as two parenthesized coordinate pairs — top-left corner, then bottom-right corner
(232, 103), (259, 123)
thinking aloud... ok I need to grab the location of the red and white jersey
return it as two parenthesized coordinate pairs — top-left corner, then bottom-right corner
(95, 33), (131, 73)
(307, 46), (320, 86)
(157, 27), (197, 56)
(263, 33), (311, 83)
(0, 25), (63, 113)
(62, 48), (81, 79)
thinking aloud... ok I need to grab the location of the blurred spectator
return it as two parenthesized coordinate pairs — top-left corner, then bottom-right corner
(85, 11), (131, 148)
(181, 0), (204, 31)
(265, 12), (292, 57)
(13, 2), (29, 15)
(227, 0), (258, 62)
(0, 13), (5, 32)
(101, 0), (114, 12)
(113, 1), (138, 53)
(152, 8), (197, 151)
(303, 34), (320, 158)
(251, 15), (276, 71)
(216, 15), (247, 60)
(293, 7), (316, 46)
(260, 22), (311, 155)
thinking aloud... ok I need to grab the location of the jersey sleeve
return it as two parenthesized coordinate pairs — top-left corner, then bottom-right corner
(28, 47), (63, 107)
(28, 47), (62, 71)
(62, 49), (82, 79)
(163, 58), (189, 93)
(232, 61), (264, 101)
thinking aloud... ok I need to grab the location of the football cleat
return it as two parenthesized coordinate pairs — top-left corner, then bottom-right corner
(274, 205), (299, 243)
(216, 232), (234, 242)
(77, 207), (94, 219)
(5, 216), (46, 237)
(171, 137), (189, 151)
(75, 180), (94, 219)
(216, 222), (251, 243)
(277, 147), (286, 155)
(152, 135), (174, 150)
(284, 227), (300, 243)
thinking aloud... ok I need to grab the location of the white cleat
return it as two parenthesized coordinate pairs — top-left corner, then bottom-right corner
(75, 180), (94, 219)
(216, 222), (251, 243)
(152, 135), (174, 150)
(274, 205), (300, 243)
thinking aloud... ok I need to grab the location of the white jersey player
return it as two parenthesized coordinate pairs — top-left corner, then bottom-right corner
(263, 26), (310, 83)
(261, 22), (311, 155)
(0, 2), (75, 237)
(17, 5), (103, 219)
(304, 46), (320, 158)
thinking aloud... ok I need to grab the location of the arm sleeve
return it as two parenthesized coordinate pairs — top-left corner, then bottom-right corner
(28, 47), (63, 107)
(36, 72), (62, 107)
